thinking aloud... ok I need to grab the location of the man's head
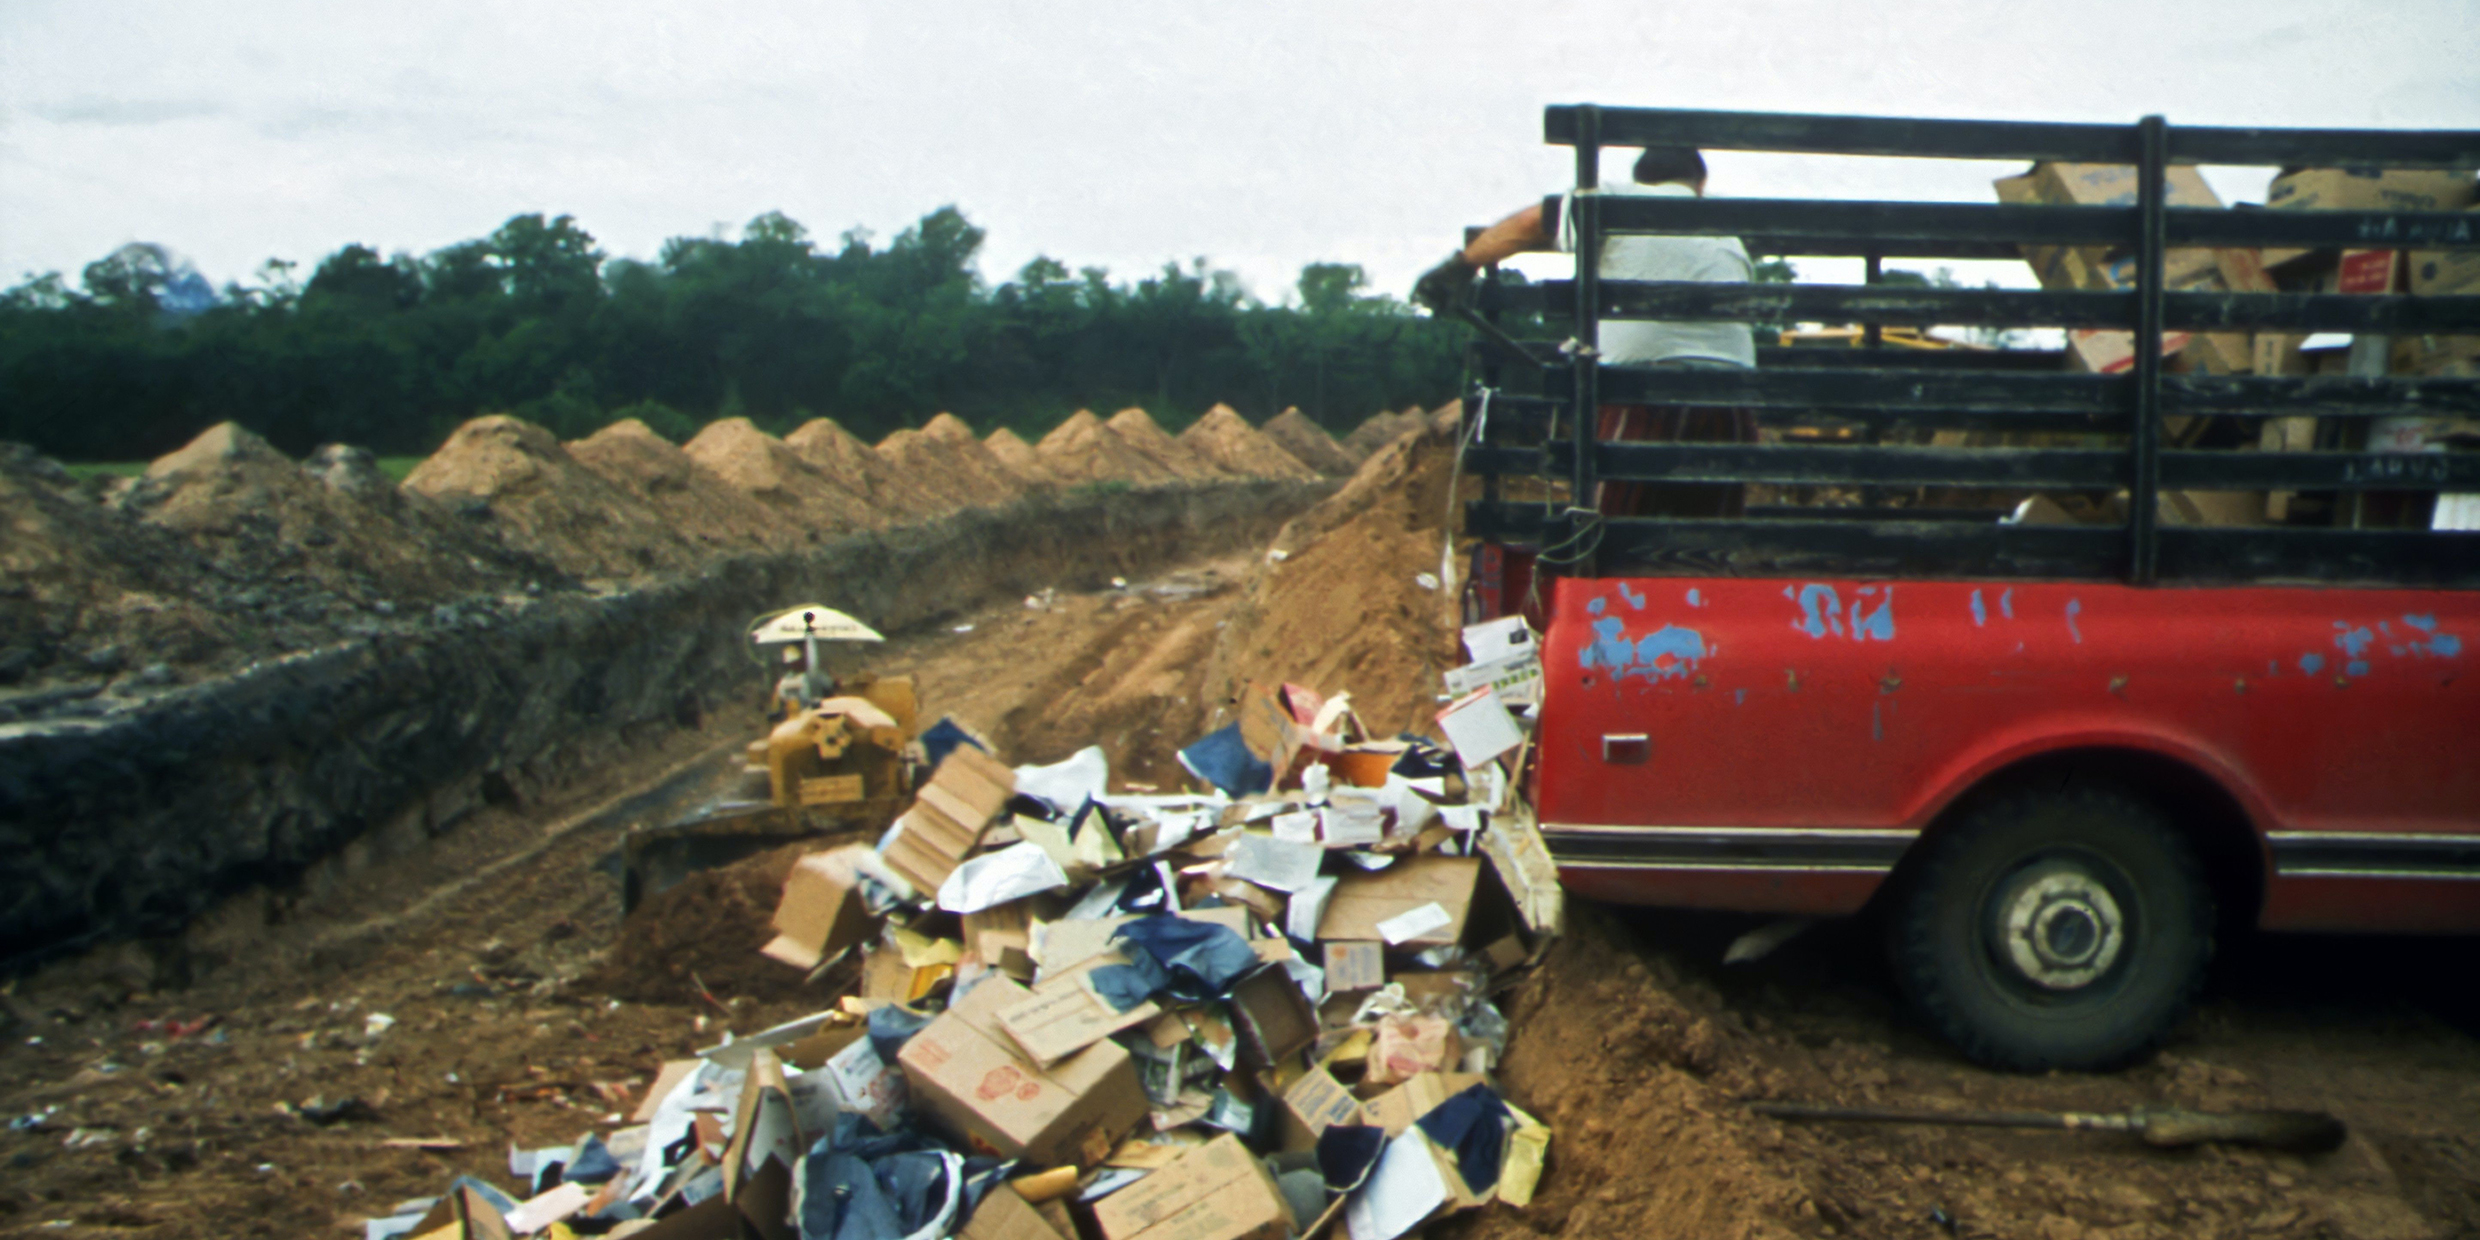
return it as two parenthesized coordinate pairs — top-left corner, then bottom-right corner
(1633, 146), (1708, 193)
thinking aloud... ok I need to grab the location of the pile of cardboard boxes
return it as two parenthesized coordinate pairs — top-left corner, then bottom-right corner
(1992, 161), (2478, 529)
(376, 620), (1562, 1240)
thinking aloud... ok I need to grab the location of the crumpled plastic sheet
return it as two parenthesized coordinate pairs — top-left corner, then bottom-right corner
(1414, 1083), (1513, 1194)
(1177, 724), (1272, 797)
(866, 1004), (933, 1065)
(1090, 915), (1263, 1011)
(798, 1113), (965, 1240)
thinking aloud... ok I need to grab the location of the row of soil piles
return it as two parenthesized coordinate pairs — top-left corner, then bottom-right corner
(0, 404), (1410, 710)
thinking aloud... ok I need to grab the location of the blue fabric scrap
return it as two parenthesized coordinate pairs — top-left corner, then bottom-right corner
(1414, 1082), (1513, 1194)
(1178, 724), (1272, 797)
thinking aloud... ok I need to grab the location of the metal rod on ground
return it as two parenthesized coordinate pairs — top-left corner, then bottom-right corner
(1751, 1101), (2347, 1153)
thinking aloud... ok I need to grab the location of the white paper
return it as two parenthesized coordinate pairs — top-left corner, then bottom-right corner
(823, 1035), (908, 1132)
(1014, 745), (1109, 815)
(1064, 878), (1129, 922)
(785, 1070), (841, 1137)
(1346, 1128), (1451, 1240)
(1287, 875), (1339, 941)
(1436, 687), (1523, 770)
(1322, 793), (1384, 847)
(1270, 811), (1319, 843)
(1440, 805), (1484, 834)
(1226, 834), (1324, 893)
(1442, 651), (1544, 708)
(1462, 615), (1536, 663)
(1375, 901), (1453, 945)
(1383, 776), (1438, 837)
(505, 1183), (591, 1235)
(936, 841), (1071, 914)
(1341, 851), (1396, 871)
(627, 1058), (714, 1198)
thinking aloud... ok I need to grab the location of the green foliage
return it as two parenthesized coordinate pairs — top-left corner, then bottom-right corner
(0, 207), (1464, 462)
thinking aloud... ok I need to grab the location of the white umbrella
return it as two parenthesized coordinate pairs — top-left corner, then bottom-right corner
(749, 605), (884, 645)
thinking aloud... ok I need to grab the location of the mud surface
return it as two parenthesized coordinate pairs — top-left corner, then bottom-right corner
(2, 409), (2474, 1240)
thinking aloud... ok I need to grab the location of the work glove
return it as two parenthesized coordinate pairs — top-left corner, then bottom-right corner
(1412, 252), (1478, 315)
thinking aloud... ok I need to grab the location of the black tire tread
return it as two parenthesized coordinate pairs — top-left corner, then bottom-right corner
(1890, 782), (2215, 1072)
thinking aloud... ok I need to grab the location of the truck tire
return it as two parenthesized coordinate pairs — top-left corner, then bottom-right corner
(1888, 783), (2214, 1072)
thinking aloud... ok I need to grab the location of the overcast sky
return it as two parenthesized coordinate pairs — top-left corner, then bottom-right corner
(3, 1), (2475, 304)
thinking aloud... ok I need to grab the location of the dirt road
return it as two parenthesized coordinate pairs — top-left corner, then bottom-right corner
(3, 550), (2475, 1240)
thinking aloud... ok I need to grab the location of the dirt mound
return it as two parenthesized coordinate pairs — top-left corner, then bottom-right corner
(982, 426), (1053, 486)
(682, 418), (876, 539)
(920, 413), (1030, 504)
(1342, 406), (1426, 458)
(782, 417), (951, 524)
(0, 442), (235, 692)
(589, 838), (855, 1007)
(1037, 409), (1178, 487)
(405, 414), (690, 580)
(1177, 403), (1318, 480)
(126, 423), (510, 607)
(1106, 406), (1226, 479)
(1261, 406), (1361, 475)
(1199, 418), (1467, 738)
(568, 419), (787, 553)
(875, 427), (991, 513)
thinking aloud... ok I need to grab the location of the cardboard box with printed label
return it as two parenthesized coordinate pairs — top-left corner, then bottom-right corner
(1091, 1133), (1292, 1240)
(2262, 168), (2479, 266)
(1277, 1064), (1368, 1152)
(959, 1183), (1075, 1240)
(897, 973), (1149, 1168)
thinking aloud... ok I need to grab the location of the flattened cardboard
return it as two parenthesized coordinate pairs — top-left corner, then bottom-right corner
(998, 956), (1164, 1067)
(966, 901), (1040, 978)
(759, 847), (881, 970)
(632, 1060), (701, 1124)
(885, 750), (1018, 893)
(1091, 1133), (1291, 1240)
(897, 974), (1148, 1168)
(1360, 1072), (1486, 1138)
(1316, 857), (1480, 949)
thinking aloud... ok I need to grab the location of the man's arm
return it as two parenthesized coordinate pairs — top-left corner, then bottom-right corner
(1414, 201), (1554, 312)
(1462, 202), (1553, 266)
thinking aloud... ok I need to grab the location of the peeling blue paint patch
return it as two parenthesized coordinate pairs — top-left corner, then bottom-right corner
(1634, 625), (1707, 678)
(1850, 587), (1896, 642)
(2065, 599), (2084, 644)
(2401, 613), (2463, 658)
(2332, 624), (2376, 676)
(2000, 588), (2016, 620)
(1618, 583), (1646, 610)
(1587, 597), (1607, 616)
(1970, 589), (1987, 627)
(1580, 616), (1633, 671)
(1793, 583), (1844, 639)
(1686, 588), (1704, 608)
(2299, 653), (2325, 674)
(1578, 617), (1706, 682)
(1734, 688), (1746, 705)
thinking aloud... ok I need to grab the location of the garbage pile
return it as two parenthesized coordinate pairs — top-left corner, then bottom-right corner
(371, 617), (1563, 1240)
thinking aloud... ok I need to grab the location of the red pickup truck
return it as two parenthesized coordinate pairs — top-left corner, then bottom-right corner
(1457, 106), (2480, 1070)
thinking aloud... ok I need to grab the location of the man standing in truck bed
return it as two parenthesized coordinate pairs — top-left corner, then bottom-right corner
(1416, 146), (1757, 516)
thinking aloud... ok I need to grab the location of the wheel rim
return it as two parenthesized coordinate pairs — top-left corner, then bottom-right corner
(1979, 851), (2136, 998)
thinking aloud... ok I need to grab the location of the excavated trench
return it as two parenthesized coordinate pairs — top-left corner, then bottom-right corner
(0, 479), (1329, 972)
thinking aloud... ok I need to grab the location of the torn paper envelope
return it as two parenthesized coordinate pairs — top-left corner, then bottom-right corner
(1225, 834), (1325, 894)
(1346, 1127), (1451, 1240)
(1015, 746), (1109, 815)
(1375, 902), (1453, 946)
(938, 841), (1071, 914)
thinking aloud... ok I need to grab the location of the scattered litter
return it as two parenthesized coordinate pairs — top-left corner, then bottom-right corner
(360, 653), (1558, 1240)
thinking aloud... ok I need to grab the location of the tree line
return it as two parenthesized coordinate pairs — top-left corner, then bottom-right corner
(0, 207), (1467, 461)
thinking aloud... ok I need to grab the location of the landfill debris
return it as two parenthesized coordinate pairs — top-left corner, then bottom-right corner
(369, 649), (1559, 1239)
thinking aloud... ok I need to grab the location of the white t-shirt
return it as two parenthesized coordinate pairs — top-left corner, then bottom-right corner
(1555, 181), (1756, 368)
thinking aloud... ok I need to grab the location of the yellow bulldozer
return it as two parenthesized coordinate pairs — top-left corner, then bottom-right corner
(618, 605), (925, 911)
